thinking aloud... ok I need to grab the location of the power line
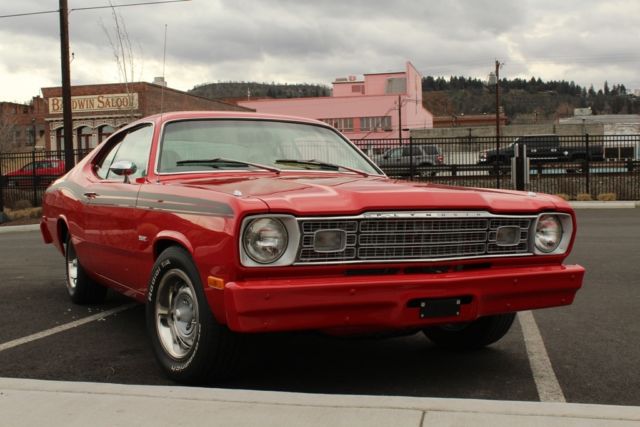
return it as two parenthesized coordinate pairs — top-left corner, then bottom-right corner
(0, 0), (190, 19)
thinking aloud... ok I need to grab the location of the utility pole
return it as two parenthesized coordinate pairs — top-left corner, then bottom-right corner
(59, 0), (74, 172)
(397, 95), (402, 142)
(494, 60), (502, 188)
(1, 1), (191, 174)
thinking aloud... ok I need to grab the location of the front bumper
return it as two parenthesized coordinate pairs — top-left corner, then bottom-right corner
(222, 264), (584, 333)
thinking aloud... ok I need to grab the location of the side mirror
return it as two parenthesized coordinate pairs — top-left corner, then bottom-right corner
(109, 160), (137, 183)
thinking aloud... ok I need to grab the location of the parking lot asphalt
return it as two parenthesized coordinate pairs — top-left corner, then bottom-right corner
(0, 209), (638, 406)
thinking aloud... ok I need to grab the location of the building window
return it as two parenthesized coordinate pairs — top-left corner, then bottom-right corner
(55, 128), (64, 156)
(351, 84), (364, 94)
(385, 77), (406, 94)
(320, 118), (354, 132)
(360, 116), (392, 132)
(76, 126), (93, 150)
(98, 125), (115, 143)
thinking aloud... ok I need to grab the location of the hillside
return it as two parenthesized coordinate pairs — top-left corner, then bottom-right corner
(189, 78), (640, 122)
(189, 81), (331, 100)
(422, 76), (640, 122)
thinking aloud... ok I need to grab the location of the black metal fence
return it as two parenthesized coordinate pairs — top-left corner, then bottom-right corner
(0, 148), (92, 211)
(1, 134), (639, 214)
(353, 134), (640, 200)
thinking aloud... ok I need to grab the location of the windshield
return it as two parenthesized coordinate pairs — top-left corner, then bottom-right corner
(157, 119), (382, 175)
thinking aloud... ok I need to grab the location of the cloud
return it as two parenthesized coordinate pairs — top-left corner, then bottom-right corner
(0, 0), (638, 101)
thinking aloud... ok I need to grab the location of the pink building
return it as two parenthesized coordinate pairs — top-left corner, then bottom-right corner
(238, 61), (433, 140)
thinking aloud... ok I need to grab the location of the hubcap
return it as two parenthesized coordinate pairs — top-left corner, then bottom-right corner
(155, 269), (199, 359)
(66, 246), (78, 290)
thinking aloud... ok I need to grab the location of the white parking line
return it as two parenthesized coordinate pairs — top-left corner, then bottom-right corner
(0, 303), (137, 353)
(518, 310), (566, 402)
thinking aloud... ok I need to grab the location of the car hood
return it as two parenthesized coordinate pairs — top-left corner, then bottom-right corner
(174, 174), (565, 215)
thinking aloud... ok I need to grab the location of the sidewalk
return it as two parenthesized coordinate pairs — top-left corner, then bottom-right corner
(1, 377), (639, 427)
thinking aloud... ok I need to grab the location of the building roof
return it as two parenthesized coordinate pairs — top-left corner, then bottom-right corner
(560, 114), (640, 125)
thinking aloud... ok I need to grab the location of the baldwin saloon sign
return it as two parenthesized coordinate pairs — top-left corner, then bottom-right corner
(48, 93), (139, 114)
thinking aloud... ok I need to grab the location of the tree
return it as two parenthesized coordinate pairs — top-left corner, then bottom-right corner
(0, 110), (17, 154)
(100, 1), (140, 120)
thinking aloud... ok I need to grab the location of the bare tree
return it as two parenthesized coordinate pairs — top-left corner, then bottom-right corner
(100, 1), (142, 121)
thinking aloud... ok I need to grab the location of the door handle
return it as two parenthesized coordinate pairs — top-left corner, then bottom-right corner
(83, 192), (98, 199)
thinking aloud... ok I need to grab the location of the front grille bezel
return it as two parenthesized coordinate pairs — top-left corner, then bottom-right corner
(295, 211), (536, 265)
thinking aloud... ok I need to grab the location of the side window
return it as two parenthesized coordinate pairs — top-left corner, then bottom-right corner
(95, 125), (153, 180)
(387, 148), (402, 158)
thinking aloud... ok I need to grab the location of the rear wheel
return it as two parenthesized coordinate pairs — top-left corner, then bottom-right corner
(423, 313), (516, 350)
(65, 235), (107, 304)
(146, 247), (242, 384)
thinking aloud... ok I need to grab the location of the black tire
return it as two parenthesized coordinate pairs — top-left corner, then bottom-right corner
(146, 246), (242, 384)
(65, 235), (107, 304)
(423, 313), (516, 350)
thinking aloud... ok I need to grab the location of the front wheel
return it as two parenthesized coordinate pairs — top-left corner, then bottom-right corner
(422, 313), (516, 350)
(65, 235), (107, 304)
(146, 247), (241, 384)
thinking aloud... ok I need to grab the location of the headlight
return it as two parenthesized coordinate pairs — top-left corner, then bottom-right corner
(243, 218), (288, 264)
(535, 214), (563, 253)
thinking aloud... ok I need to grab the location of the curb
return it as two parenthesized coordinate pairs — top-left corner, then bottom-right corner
(1, 378), (639, 426)
(0, 224), (40, 234)
(569, 201), (639, 209)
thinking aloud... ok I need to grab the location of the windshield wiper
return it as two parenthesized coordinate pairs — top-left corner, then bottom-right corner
(274, 159), (369, 177)
(176, 158), (281, 173)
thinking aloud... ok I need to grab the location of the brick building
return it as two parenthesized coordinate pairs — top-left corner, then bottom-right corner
(0, 98), (47, 152)
(238, 62), (433, 140)
(40, 80), (251, 152)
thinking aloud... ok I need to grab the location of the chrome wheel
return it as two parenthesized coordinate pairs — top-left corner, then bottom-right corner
(155, 269), (200, 359)
(66, 244), (78, 291)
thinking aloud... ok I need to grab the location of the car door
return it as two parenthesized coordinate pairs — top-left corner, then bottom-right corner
(378, 147), (404, 175)
(82, 124), (154, 291)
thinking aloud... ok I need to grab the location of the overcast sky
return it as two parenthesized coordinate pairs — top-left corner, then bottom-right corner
(1, 0), (638, 103)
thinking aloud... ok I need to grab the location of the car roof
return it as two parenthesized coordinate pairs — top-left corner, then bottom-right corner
(139, 111), (330, 127)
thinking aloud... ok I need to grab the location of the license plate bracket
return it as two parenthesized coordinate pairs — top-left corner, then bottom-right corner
(416, 297), (462, 319)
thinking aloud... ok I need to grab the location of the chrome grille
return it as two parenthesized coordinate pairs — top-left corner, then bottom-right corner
(296, 212), (533, 264)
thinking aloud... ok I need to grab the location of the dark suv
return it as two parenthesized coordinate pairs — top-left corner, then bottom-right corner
(376, 144), (444, 177)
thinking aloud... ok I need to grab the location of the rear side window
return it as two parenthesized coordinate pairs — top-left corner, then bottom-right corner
(521, 136), (559, 148)
(420, 145), (440, 155)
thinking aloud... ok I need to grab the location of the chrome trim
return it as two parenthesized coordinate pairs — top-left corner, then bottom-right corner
(239, 214), (300, 267)
(239, 211), (572, 267)
(295, 211), (537, 265)
(292, 253), (534, 266)
(532, 213), (573, 255)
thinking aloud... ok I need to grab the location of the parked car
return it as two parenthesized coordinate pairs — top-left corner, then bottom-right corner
(3, 159), (66, 188)
(375, 144), (444, 177)
(41, 111), (584, 384)
(479, 134), (604, 165)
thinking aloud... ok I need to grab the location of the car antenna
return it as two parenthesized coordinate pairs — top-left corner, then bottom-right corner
(160, 23), (168, 118)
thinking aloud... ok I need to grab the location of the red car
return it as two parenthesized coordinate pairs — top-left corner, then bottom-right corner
(41, 111), (584, 384)
(4, 159), (65, 188)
